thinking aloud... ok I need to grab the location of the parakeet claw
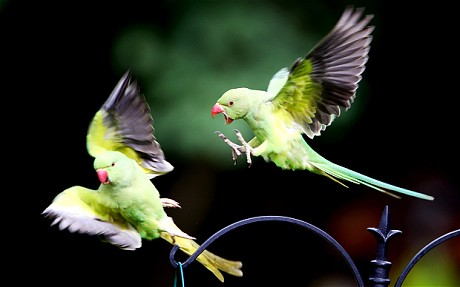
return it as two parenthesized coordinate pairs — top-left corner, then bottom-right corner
(160, 198), (181, 208)
(233, 129), (253, 167)
(215, 131), (245, 164)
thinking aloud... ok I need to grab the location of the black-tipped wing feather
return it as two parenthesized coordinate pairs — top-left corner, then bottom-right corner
(87, 70), (173, 178)
(271, 7), (374, 138)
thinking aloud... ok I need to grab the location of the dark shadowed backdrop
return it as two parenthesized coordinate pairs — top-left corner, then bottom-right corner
(2, 0), (459, 286)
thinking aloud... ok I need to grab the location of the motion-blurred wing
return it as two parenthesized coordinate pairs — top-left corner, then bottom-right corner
(87, 70), (173, 178)
(43, 186), (142, 250)
(270, 7), (374, 138)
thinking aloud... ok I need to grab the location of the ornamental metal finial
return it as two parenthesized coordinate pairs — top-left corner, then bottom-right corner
(367, 205), (402, 287)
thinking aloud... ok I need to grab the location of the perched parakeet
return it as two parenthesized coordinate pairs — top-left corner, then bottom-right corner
(43, 71), (243, 282)
(211, 7), (434, 201)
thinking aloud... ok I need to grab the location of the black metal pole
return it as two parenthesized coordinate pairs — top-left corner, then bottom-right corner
(367, 205), (402, 287)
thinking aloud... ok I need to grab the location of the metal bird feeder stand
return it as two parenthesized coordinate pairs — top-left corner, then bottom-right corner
(169, 205), (460, 286)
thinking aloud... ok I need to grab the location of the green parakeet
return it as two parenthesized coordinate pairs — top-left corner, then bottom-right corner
(43, 71), (243, 282)
(211, 7), (434, 201)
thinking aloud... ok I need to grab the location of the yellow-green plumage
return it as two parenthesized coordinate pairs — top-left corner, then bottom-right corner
(44, 71), (243, 282)
(86, 70), (173, 178)
(44, 151), (243, 281)
(211, 7), (434, 201)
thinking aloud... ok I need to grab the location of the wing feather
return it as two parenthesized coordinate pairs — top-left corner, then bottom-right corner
(86, 70), (173, 178)
(271, 6), (374, 138)
(43, 186), (142, 250)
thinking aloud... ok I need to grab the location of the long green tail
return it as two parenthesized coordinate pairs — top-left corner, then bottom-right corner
(310, 160), (434, 201)
(161, 227), (243, 282)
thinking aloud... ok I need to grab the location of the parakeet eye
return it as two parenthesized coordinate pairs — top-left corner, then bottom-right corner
(229, 101), (234, 106)
(111, 162), (115, 166)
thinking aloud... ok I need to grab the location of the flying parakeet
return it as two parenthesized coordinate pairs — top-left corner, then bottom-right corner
(211, 7), (434, 201)
(43, 71), (243, 282)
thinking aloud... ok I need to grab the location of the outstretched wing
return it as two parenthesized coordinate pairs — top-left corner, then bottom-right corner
(269, 7), (374, 138)
(86, 70), (173, 178)
(42, 186), (142, 250)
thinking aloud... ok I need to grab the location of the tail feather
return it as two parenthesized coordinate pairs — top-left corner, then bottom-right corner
(160, 230), (243, 282)
(311, 161), (434, 201)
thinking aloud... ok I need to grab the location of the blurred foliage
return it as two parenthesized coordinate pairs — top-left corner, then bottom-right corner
(111, 1), (368, 167)
(0, 0), (7, 11)
(396, 244), (460, 286)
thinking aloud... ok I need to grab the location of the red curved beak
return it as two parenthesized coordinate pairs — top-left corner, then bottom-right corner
(96, 169), (110, 184)
(211, 103), (233, 124)
(211, 103), (224, 117)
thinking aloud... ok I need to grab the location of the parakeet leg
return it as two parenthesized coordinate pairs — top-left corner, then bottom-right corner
(233, 129), (253, 166)
(160, 198), (181, 208)
(159, 217), (196, 240)
(215, 131), (245, 164)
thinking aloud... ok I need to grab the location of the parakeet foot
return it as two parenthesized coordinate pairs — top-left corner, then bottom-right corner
(233, 129), (253, 167)
(215, 131), (245, 164)
(160, 198), (181, 208)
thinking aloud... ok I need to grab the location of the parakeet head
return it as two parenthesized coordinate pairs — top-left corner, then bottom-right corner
(211, 88), (253, 124)
(94, 151), (135, 185)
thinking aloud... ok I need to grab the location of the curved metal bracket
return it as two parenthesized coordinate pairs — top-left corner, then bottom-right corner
(169, 215), (365, 287)
(394, 229), (460, 287)
(169, 207), (459, 286)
